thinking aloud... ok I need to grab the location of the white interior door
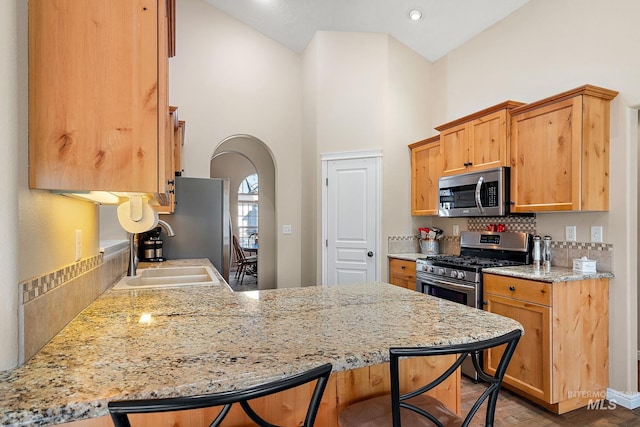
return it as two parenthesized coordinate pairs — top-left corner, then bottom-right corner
(323, 152), (380, 285)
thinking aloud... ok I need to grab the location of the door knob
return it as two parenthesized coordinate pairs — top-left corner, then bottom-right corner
(367, 251), (374, 257)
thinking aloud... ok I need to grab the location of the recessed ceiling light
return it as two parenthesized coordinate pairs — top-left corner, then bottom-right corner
(408, 9), (423, 21)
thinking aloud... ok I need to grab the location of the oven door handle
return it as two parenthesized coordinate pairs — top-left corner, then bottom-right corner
(429, 278), (476, 292)
(475, 175), (485, 214)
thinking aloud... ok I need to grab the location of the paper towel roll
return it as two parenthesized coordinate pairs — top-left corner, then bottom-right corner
(117, 196), (159, 234)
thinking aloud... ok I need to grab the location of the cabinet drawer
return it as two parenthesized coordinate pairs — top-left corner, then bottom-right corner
(389, 259), (416, 275)
(484, 274), (551, 306)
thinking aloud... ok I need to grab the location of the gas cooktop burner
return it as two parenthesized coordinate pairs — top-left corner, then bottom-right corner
(420, 255), (522, 270)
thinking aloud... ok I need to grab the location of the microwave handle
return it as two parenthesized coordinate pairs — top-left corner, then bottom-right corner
(475, 176), (485, 214)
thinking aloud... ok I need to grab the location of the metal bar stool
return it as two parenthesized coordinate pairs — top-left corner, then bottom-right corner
(109, 363), (332, 427)
(338, 329), (521, 427)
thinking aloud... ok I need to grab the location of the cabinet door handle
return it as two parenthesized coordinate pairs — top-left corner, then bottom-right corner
(401, 266), (405, 269)
(509, 286), (516, 291)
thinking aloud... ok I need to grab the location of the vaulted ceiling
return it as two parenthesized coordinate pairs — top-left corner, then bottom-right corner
(204, 0), (530, 62)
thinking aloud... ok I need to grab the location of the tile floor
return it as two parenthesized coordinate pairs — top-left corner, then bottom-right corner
(461, 378), (640, 426)
(227, 267), (258, 292)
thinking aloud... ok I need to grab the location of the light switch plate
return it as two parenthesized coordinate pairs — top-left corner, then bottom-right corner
(591, 226), (603, 243)
(565, 226), (576, 242)
(282, 224), (292, 235)
(452, 225), (460, 236)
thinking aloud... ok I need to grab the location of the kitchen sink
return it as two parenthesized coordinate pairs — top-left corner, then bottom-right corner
(112, 265), (220, 290)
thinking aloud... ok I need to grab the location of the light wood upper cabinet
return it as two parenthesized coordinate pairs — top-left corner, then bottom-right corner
(409, 136), (441, 216)
(484, 274), (609, 414)
(436, 101), (524, 176)
(509, 85), (618, 212)
(155, 107), (180, 214)
(28, 0), (174, 204)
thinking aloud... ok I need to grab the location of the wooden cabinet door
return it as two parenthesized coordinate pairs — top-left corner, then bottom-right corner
(440, 123), (469, 176)
(388, 259), (416, 290)
(468, 110), (508, 172)
(410, 137), (441, 216)
(510, 97), (582, 212)
(155, 107), (178, 214)
(484, 292), (551, 403)
(29, 0), (171, 202)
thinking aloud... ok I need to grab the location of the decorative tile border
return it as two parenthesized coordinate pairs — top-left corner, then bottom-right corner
(551, 241), (613, 251)
(468, 215), (537, 233)
(21, 254), (103, 304)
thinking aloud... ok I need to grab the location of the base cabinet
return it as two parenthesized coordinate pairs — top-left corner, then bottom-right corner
(483, 274), (609, 414)
(388, 258), (417, 290)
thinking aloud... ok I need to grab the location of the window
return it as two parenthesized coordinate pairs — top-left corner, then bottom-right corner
(237, 173), (258, 247)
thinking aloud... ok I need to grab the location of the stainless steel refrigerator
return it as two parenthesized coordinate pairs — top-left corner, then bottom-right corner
(160, 177), (231, 281)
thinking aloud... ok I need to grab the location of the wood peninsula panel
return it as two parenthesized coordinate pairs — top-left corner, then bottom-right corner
(57, 358), (459, 427)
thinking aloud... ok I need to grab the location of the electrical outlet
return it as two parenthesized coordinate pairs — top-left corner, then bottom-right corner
(282, 224), (292, 235)
(591, 226), (603, 243)
(565, 226), (577, 242)
(452, 225), (460, 236)
(75, 229), (82, 261)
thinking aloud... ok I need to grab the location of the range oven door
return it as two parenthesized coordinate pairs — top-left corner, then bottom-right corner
(416, 275), (479, 309)
(438, 167), (509, 217)
(416, 272), (482, 381)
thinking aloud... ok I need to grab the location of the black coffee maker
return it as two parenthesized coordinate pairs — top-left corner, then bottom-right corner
(138, 227), (165, 262)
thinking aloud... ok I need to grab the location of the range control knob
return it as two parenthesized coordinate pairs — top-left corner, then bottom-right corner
(450, 270), (458, 278)
(438, 268), (446, 275)
(457, 271), (465, 280)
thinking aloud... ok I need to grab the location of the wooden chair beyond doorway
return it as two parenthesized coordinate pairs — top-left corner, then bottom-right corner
(233, 235), (257, 285)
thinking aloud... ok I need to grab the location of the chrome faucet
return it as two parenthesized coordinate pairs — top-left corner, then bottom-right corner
(157, 219), (176, 237)
(127, 220), (176, 276)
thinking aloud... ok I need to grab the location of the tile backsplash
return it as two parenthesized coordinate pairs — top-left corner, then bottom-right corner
(19, 241), (129, 363)
(388, 232), (613, 272)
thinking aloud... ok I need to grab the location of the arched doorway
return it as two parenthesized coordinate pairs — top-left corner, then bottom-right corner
(211, 135), (276, 290)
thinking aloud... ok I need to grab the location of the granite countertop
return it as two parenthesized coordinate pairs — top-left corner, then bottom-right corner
(0, 259), (522, 426)
(387, 253), (426, 261)
(483, 265), (615, 282)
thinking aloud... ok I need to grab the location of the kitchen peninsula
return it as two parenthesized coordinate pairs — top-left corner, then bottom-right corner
(0, 260), (522, 427)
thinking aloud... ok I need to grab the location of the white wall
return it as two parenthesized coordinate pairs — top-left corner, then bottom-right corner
(1, 0), (102, 370)
(432, 0), (639, 395)
(304, 32), (434, 282)
(169, 0), (303, 287)
(0, 0), (19, 370)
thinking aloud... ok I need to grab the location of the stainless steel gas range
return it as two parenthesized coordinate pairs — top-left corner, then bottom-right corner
(415, 231), (532, 379)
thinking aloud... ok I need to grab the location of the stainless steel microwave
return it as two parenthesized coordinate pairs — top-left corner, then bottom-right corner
(438, 167), (510, 217)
